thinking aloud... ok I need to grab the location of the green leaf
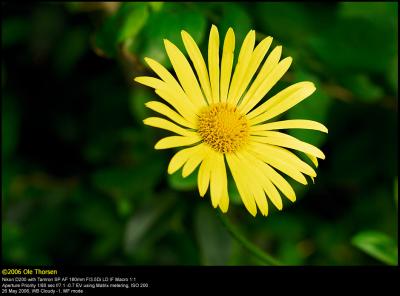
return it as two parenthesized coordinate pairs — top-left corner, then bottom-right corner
(195, 205), (232, 265)
(77, 199), (119, 236)
(308, 17), (397, 74)
(124, 197), (173, 255)
(124, 209), (159, 255)
(117, 4), (149, 44)
(278, 241), (305, 265)
(352, 230), (398, 265)
(134, 3), (207, 67)
(92, 164), (163, 199)
(341, 74), (384, 103)
(168, 169), (198, 191)
(76, 197), (122, 260)
(339, 2), (398, 26)
(148, 2), (164, 12)
(129, 87), (154, 123)
(219, 3), (252, 46)
(254, 3), (312, 40)
(252, 3), (334, 47)
(95, 3), (149, 57)
(117, 197), (133, 218)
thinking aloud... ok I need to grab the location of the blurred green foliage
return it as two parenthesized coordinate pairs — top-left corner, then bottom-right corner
(2, 2), (398, 266)
(352, 230), (398, 265)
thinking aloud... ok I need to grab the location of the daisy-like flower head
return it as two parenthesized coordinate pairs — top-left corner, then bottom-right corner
(135, 25), (328, 217)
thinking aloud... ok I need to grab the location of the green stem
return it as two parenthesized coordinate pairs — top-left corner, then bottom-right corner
(218, 213), (283, 266)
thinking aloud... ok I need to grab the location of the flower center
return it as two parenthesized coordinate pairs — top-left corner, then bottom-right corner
(197, 103), (249, 153)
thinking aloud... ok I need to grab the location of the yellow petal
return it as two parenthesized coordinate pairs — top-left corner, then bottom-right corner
(250, 119), (328, 133)
(144, 57), (187, 95)
(249, 178), (269, 216)
(248, 82), (315, 125)
(209, 152), (227, 208)
(134, 76), (189, 107)
(143, 117), (194, 136)
(141, 58), (200, 114)
(208, 25), (220, 103)
(268, 145), (317, 178)
(134, 76), (198, 124)
(134, 76), (163, 89)
(261, 177), (281, 211)
(227, 30), (256, 105)
(220, 28), (235, 103)
(238, 45), (282, 111)
(238, 151), (283, 211)
(197, 146), (215, 197)
(250, 131), (325, 159)
(145, 101), (196, 129)
(247, 160), (283, 213)
(218, 186), (229, 213)
(237, 153), (269, 216)
(249, 142), (308, 185)
(240, 56), (292, 115)
(226, 153), (257, 216)
(181, 30), (213, 104)
(154, 88), (198, 125)
(235, 36), (273, 106)
(154, 135), (201, 149)
(164, 39), (207, 109)
(168, 145), (200, 174)
(263, 162), (296, 202)
(261, 186), (281, 211)
(250, 140), (317, 177)
(182, 144), (206, 177)
(258, 84), (316, 123)
(242, 148), (296, 202)
(306, 153), (318, 168)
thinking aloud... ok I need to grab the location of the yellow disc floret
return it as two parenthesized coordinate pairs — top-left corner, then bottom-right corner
(198, 103), (249, 153)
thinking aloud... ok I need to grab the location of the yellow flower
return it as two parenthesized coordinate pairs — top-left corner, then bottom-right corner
(134, 25), (328, 217)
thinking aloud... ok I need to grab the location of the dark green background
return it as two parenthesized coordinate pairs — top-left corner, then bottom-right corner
(2, 2), (398, 265)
